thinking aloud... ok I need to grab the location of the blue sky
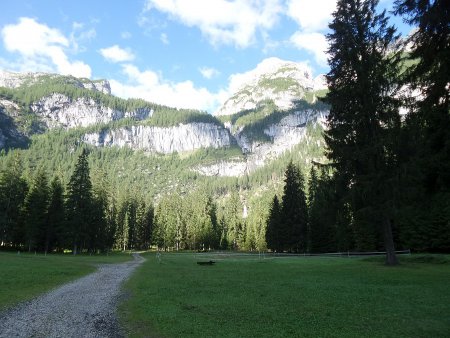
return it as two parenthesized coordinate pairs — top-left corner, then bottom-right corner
(0, 0), (411, 113)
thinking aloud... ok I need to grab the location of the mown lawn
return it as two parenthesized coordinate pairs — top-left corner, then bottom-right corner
(120, 253), (450, 338)
(0, 251), (132, 311)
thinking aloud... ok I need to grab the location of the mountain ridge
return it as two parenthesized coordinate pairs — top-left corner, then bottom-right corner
(0, 59), (329, 179)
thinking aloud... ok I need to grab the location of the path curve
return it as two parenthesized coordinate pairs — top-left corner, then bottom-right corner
(0, 253), (145, 338)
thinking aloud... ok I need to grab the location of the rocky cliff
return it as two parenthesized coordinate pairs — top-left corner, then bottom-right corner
(30, 94), (153, 129)
(83, 123), (232, 154)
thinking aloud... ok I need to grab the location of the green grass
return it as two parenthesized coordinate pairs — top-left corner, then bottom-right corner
(120, 253), (450, 338)
(0, 251), (132, 311)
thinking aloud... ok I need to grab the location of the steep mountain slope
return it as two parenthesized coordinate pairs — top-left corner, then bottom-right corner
(0, 60), (328, 196)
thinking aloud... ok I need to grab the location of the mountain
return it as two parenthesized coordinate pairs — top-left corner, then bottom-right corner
(0, 60), (329, 227)
(215, 57), (327, 116)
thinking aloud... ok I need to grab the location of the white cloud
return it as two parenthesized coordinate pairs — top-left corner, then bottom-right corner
(143, 0), (283, 48)
(99, 45), (135, 63)
(110, 64), (226, 112)
(290, 31), (328, 65)
(160, 33), (169, 45)
(1, 17), (91, 78)
(199, 67), (220, 79)
(286, 0), (336, 32)
(70, 21), (96, 53)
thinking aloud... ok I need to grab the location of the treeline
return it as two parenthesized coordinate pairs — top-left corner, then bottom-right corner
(0, 149), (154, 253)
(0, 148), (261, 253)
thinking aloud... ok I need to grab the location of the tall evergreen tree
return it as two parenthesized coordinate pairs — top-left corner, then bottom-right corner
(394, 0), (450, 251)
(225, 190), (244, 250)
(308, 167), (337, 253)
(135, 202), (154, 250)
(0, 153), (27, 248)
(265, 195), (282, 252)
(66, 148), (94, 254)
(46, 176), (65, 252)
(325, 0), (403, 264)
(280, 162), (308, 252)
(23, 168), (49, 252)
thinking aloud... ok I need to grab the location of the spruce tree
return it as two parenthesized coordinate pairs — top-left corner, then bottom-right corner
(0, 153), (27, 248)
(66, 148), (94, 254)
(23, 168), (49, 252)
(265, 195), (282, 252)
(394, 0), (450, 251)
(47, 176), (65, 252)
(325, 0), (402, 264)
(308, 167), (337, 253)
(280, 162), (308, 252)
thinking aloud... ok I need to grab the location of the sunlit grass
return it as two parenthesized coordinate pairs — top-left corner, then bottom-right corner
(121, 253), (450, 338)
(0, 251), (132, 310)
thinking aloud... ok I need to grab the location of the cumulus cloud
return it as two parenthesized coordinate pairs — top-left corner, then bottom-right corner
(290, 32), (328, 65)
(99, 45), (135, 63)
(110, 64), (226, 112)
(286, 0), (336, 32)
(285, 1), (335, 66)
(199, 67), (220, 79)
(1, 17), (91, 78)
(143, 0), (283, 48)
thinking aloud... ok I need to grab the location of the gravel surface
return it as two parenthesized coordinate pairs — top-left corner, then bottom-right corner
(0, 253), (145, 338)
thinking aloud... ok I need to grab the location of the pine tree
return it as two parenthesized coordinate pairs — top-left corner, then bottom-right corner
(225, 190), (243, 250)
(394, 0), (450, 252)
(325, 0), (402, 264)
(23, 168), (49, 252)
(66, 148), (94, 254)
(280, 162), (308, 252)
(0, 153), (27, 248)
(46, 176), (65, 252)
(265, 195), (282, 252)
(308, 167), (337, 253)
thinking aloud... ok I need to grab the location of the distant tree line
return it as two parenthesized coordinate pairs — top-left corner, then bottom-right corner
(0, 149), (254, 253)
(0, 149), (154, 253)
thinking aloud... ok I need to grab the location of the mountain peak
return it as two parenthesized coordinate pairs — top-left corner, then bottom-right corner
(0, 70), (111, 95)
(215, 58), (325, 116)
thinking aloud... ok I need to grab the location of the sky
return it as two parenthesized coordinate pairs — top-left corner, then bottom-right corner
(0, 0), (411, 113)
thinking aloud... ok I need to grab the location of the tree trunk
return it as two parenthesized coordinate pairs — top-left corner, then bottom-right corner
(383, 216), (398, 266)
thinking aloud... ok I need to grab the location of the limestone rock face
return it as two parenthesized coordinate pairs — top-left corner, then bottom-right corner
(0, 99), (28, 149)
(83, 123), (232, 154)
(30, 94), (152, 129)
(196, 110), (328, 177)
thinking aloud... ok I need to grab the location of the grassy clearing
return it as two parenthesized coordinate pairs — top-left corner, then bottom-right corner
(120, 253), (450, 338)
(0, 251), (132, 311)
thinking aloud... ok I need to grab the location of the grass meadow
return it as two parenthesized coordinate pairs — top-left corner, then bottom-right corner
(0, 251), (132, 311)
(120, 253), (450, 338)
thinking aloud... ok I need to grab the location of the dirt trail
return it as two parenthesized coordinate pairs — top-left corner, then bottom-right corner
(0, 253), (145, 338)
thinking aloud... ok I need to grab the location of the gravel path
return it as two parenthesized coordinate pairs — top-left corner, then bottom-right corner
(0, 253), (145, 338)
